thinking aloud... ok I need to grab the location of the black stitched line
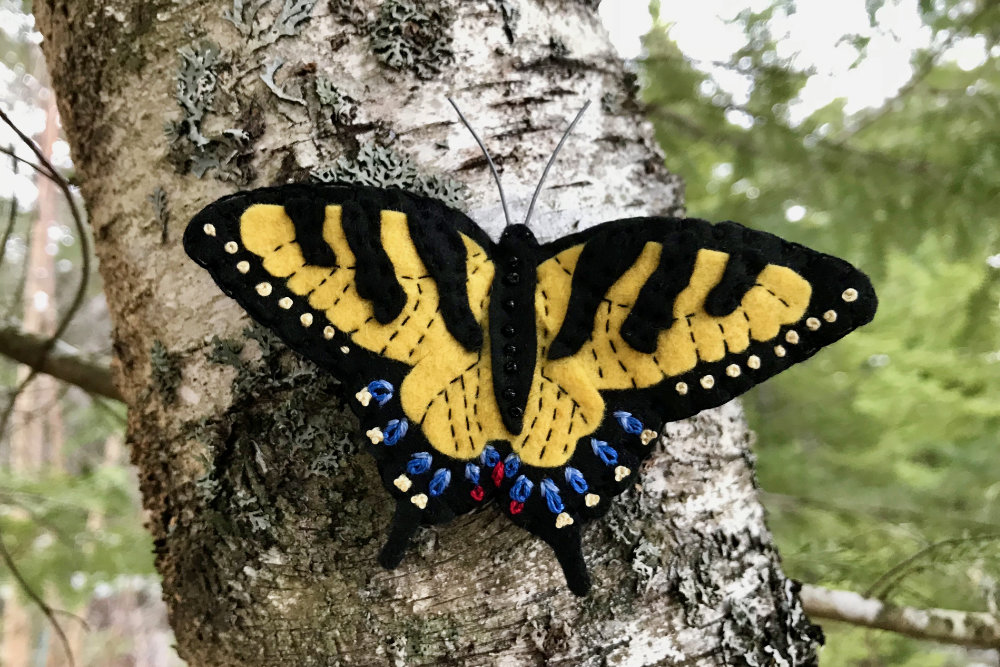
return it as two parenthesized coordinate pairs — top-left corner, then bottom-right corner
(757, 282), (791, 308)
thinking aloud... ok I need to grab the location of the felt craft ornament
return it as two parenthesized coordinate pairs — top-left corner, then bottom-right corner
(184, 101), (877, 596)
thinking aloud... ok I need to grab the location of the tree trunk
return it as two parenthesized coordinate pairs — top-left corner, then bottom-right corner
(32, 1), (822, 664)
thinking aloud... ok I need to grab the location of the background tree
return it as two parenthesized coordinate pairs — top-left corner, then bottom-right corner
(643, 0), (1000, 662)
(18, 0), (819, 664)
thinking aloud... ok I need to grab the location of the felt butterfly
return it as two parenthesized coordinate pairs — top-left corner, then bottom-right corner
(183, 102), (876, 595)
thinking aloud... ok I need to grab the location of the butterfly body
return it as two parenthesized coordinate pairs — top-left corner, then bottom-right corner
(184, 183), (876, 595)
(489, 224), (541, 434)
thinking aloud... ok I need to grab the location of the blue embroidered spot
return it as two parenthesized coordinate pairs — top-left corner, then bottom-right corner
(591, 438), (618, 466)
(540, 478), (565, 514)
(510, 475), (533, 502)
(429, 468), (452, 497)
(406, 452), (432, 475)
(504, 453), (520, 478)
(481, 445), (500, 468)
(614, 410), (643, 435)
(465, 462), (481, 485)
(383, 418), (408, 446)
(367, 379), (394, 406)
(564, 467), (588, 493)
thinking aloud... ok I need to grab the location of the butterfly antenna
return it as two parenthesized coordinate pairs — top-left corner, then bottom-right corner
(447, 97), (513, 228)
(523, 100), (591, 228)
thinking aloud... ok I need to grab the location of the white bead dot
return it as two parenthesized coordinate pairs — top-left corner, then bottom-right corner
(806, 317), (820, 331)
(614, 466), (631, 482)
(555, 512), (574, 528)
(300, 313), (313, 327)
(700, 375), (715, 389)
(410, 493), (428, 509)
(842, 288), (858, 302)
(585, 493), (600, 507)
(675, 381), (688, 395)
(236, 261), (250, 274)
(785, 330), (800, 344)
(747, 355), (761, 370)
(323, 326), (335, 340)
(823, 309), (838, 323)
(255, 282), (272, 297)
(278, 297), (293, 309)
(339, 345), (350, 354)
(202, 223), (216, 236)
(774, 345), (786, 357)
(224, 241), (238, 254)
(726, 364), (741, 378)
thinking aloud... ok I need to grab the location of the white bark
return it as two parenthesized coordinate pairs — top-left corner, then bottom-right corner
(33, 0), (820, 664)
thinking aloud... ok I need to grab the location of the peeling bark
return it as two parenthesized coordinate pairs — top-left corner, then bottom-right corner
(33, 0), (821, 664)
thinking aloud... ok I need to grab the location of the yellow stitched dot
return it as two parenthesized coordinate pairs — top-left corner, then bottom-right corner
(300, 313), (314, 327)
(675, 381), (688, 395)
(774, 345), (787, 357)
(640, 429), (658, 445)
(236, 261), (250, 274)
(823, 309), (838, 323)
(785, 330), (800, 344)
(224, 241), (238, 254)
(585, 493), (600, 507)
(202, 223), (216, 236)
(410, 493), (428, 509)
(340, 346), (350, 354)
(806, 317), (820, 331)
(614, 466), (631, 482)
(278, 297), (293, 309)
(842, 288), (858, 302)
(393, 475), (412, 492)
(555, 512), (574, 528)
(323, 326), (335, 339)
(726, 364), (741, 378)
(747, 355), (761, 370)
(365, 426), (382, 443)
(700, 375), (714, 389)
(255, 282), (272, 297)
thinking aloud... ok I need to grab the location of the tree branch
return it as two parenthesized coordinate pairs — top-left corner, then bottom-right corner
(800, 584), (1000, 649)
(0, 321), (120, 401)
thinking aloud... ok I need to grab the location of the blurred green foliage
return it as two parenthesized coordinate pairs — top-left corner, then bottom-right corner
(644, 0), (1000, 662)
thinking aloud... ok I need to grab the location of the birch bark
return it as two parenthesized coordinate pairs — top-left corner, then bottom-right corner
(32, 0), (822, 664)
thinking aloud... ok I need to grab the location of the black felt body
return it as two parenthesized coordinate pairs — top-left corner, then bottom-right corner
(184, 183), (878, 596)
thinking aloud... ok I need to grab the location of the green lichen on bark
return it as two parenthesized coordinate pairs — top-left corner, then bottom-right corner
(150, 339), (182, 403)
(189, 325), (364, 540)
(311, 140), (467, 209)
(164, 39), (261, 184)
(223, 0), (318, 44)
(315, 76), (359, 125)
(370, 0), (455, 79)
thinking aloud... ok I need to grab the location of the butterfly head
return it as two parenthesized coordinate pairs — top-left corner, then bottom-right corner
(499, 224), (538, 252)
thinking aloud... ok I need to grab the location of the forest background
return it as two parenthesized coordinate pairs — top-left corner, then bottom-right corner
(1, 0), (999, 664)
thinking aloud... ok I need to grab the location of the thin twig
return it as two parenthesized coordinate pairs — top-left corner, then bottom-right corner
(0, 320), (121, 401)
(0, 144), (60, 182)
(800, 583), (1000, 650)
(0, 526), (76, 667)
(863, 533), (1000, 599)
(0, 106), (93, 441)
(0, 145), (19, 269)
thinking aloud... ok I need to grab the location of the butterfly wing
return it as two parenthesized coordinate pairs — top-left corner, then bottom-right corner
(498, 216), (875, 593)
(184, 184), (506, 563)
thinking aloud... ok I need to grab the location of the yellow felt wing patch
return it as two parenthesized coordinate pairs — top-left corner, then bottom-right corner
(508, 242), (812, 467)
(239, 203), (505, 461)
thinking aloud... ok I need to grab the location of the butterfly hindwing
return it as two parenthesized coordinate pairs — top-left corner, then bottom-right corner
(185, 184), (876, 596)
